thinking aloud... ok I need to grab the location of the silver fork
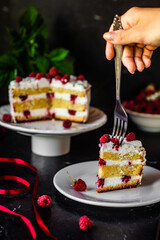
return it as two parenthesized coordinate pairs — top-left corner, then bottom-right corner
(112, 14), (128, 144)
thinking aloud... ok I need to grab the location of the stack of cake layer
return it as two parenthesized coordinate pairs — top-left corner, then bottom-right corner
(96, 133), (146, 193)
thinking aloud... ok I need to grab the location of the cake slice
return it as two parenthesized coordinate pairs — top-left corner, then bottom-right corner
(96, 133), (146, 193)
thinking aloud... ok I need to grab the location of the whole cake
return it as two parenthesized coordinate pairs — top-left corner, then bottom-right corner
(96, 133), (146, 193)
(9, 67), (91, 123)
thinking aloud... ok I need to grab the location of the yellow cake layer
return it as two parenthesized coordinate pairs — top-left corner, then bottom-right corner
(51, 99), (85, 111)
(98, 164), (143, 178)
(55, 115), (87, 123)
(96, 178), (141, 193)
(100, 152), (143, 161)
(12, 87), (50, 97)
(15, 115), (49, 122)
(51, 87), (86, 97)
(13, 99), (50, 112)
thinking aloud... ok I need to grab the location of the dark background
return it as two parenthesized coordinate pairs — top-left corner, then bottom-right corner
(0, 0), (160, 119)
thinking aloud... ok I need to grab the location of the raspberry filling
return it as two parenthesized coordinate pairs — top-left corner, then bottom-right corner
(121, 175), (131, 183)
(98, 158), (106, 166)
(68, 110), (76, 116)
(19, 95), (28, 101)
(46, 92), (54, 100)
(23, 110), (31, 118)
(70, 95), (77, 104)
(96, 177), (104, 188)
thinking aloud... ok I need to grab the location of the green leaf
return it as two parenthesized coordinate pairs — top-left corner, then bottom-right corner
(35, 56), (50, 73)
(49, 48), (69, 62)
(54, 59), (74, 75)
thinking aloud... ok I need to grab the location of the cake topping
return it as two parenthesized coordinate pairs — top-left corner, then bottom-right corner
(15, 76), (23, 83)
(126, 132), (136, 142)
(61, 74), (70, 84)
(99, 134), (110, 144)
(54, 75), (61, 80)
(98, 158), (106, 166)
(79, 216), (93, 231)
(35, 73), (45, 79)
(111, 137), (120, 151)
(63, 120), (72, 129)
(77, 75), (85, 81)
(2, 113), (12, 123)
(49, 67), (58, 77)
(29, 72), (36, 77)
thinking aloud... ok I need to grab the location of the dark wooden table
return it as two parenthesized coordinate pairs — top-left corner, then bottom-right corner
(0, 114), (160, 240)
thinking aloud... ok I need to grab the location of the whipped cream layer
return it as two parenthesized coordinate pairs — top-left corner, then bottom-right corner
(10, 77), (50, 89)
(99, 176), (142, 188)
(101, 159), (145, 166)
(100, 135), (145, 156)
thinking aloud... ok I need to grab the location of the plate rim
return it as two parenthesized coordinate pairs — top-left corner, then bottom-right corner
(53, 161), (160, 208)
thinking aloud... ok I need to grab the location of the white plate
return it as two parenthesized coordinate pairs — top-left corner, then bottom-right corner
(0, 105), (107, 136)
(53, 161), (160, 208)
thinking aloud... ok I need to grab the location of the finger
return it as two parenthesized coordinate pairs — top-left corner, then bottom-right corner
(142, 47), (153, 68)
(122, 46), (136, 74)
(105, 41), (115, 60)
(134, 46), (145, 72)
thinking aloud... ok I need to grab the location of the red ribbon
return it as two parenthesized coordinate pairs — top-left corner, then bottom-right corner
(0, 157), (57, 240)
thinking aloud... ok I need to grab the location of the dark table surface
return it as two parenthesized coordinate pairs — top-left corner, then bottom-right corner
(0, 112), (160, 240)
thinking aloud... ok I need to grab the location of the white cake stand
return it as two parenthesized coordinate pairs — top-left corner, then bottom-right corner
(0, 105), (107, 156)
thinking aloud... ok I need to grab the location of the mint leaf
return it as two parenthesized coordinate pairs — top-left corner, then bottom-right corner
(49, 48), (69, 62)
(35, 56), (50, 73)
(54, 59), (74, 75)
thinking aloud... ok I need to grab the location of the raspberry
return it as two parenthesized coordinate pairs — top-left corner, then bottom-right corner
(126, 132), (136, 142)
(77, 75), (85, 81)
(99, 134), (110, 144)
(23, 110), (31, 118)
(70, 95), (77, 104)
(37, 195), (52, 208)
(45, 73), (51, 79)
(121, 175), (131, 183)
(15, 76), (22, 83)
(2, 114), (12, 123)
(63, 120), (72, 129)
(79, 216), (93, 231)
(68, 110), (76, 116)
(61, 74), (70, 84)
(49, 67), (58, 77)
(98, 158), (106, 166)
(19, 95), (28, 101)
(111, 138), (120, 150)
(96, 177), (104, 188)
(74, 179), (87, 191)
(35, 73), (44, 79)
(54, 75), (61, 80)
(29, 72), (36, 77)
(46, 92), (54, 100)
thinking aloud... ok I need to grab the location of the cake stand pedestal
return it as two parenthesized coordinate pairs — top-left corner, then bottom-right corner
(31, 135), (71, 156)
(0, 105), (107, 157)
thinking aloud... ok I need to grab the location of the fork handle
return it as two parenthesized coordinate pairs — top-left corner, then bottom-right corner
(114, 44), (123, 100)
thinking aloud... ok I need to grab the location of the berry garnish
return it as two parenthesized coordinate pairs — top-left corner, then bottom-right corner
(79, 216), (93, 231)
(67, 172), (87, 191)
(96, 177), (104, 188)
(35, 73), (44, 79)
(54, 75), (61, 80)
(121, 175), (131, 183)
(15, 76), (22, 83)
(98, 158), (106, 166)
(63, 120), (72, 129)
(77, 75), (85, 81)
(70, 95), (77, 104)
(99, 134), (110, 144)
(19, 95), (28, 101)
(49, 67), (58, 77)
(37, 195), (52, 208)
(45, 73), (51, 80)
(126, 132), (136, 142)
(23, 110), (31, 118)
(2, 114), (12, 123)
(111, 137), (120, 150)
(68, 110), (76, 116)
(61, 74), (70, 84)
(29, 72), (36, 77)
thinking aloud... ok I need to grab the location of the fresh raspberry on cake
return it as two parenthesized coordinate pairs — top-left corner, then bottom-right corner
(15, 76), (22, 82)
(2, 114), (12, 123)
(61, 74), (70, 84)
(49, 67), (58, 77)
(99, 134), (110, 143)
(126, 132), (136, 142)
(35, 73), (45, 79)
(37, 195), (52, 208)
(54, 75), (61, 80)
(29, 72), (36, 77)
(79, 216), (93, 231)
(77, 75), (85, 81)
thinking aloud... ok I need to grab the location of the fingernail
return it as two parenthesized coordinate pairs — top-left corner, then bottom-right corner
(103, 32), (114, 41)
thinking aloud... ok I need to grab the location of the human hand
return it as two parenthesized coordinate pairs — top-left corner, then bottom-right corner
(103, 7), (160, 73)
